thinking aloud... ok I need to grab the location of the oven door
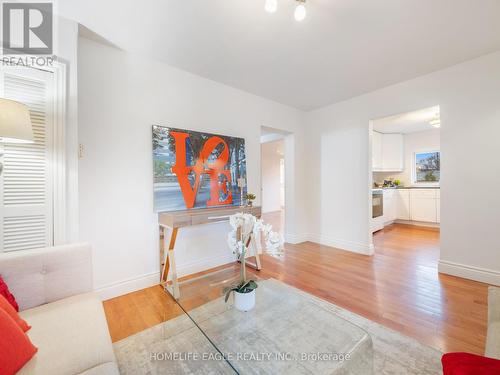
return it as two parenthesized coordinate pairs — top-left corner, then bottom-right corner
(372, 190), (383, 218)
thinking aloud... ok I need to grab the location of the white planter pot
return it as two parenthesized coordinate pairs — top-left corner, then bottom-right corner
(234, 289), (256, 312)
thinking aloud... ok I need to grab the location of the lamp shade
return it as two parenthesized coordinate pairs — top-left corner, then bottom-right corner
(0, 98), (34, 143)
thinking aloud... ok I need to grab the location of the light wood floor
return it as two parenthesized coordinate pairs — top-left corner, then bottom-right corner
(103, 222), (488, 355)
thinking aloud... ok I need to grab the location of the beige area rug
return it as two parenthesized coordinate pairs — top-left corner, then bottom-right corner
(114, 279), (442, 374)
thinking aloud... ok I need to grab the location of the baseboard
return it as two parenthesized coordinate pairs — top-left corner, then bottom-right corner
(95, 271), (160, 301)
(394, 220), (440, 228)
(176, 254), (236, 277)
(96, 253), (238, 301)
(307, 233), (374, 255)
(438, 260), (500, 286)
(284, 232), (309, 244)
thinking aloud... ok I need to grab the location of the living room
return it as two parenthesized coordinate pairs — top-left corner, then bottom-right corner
(1, 1), (500, 374)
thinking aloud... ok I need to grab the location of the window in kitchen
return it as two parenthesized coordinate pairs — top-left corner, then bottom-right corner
(413, 151), (440, 184)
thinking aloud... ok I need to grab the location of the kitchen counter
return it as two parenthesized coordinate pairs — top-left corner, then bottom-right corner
(376, 186), (440, 189)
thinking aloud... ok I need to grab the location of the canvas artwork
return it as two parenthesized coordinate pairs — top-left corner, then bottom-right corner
(153, 126), (247, 212)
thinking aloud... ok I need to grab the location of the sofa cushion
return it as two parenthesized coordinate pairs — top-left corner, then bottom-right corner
(0, 243), (93, 311)
(0, 275), (19, 311)
(0, 294), (30, 332)
(18, 293), (116, 375)
(0, 308), (38, 375)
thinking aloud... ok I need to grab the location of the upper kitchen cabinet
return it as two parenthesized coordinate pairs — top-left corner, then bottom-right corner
(372, 131), (404, 172)
(382, 134), (404, 171)
(372, 131), (383, 170)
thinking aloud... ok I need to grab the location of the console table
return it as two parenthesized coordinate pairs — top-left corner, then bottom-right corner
(158, 205), (262, 299)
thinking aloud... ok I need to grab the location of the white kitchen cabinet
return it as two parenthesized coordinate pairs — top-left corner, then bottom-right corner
(395, 189), (410, 220)
(372, 132), (404, 172)
(381, 188), (440, 226)
(410, 189), (438, 223)
(372, 131), (383, 171)
(383, 189), (397, 224)
(382, 134), (404, 171)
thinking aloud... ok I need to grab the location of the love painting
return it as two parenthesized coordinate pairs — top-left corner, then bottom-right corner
(152, 126), (247, 211)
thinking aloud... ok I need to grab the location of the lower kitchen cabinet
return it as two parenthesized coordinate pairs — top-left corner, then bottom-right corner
(410, 197), (437, 222)
(383, 189), (397, 224)
(410, 189), (438, 223)
(384, 188), (440, 226)
(395, 189), (410, 221)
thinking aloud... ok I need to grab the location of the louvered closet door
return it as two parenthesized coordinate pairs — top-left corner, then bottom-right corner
(0, 66), (54, 252)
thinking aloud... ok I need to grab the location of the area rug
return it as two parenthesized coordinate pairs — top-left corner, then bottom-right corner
(114, 279), (442, 374)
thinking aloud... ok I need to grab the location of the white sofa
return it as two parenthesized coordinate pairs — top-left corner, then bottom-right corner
(0, 243), (119, 375)
(486, 286), (500, 359)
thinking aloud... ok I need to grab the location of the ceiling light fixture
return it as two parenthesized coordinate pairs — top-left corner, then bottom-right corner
(429, 114), (441, 128)
(294, 0), (307, 21)
(264, 0), (307, 21)
(265, 0), (278, 13)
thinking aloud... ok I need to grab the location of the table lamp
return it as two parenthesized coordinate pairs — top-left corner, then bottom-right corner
(0, 98), (33, 175)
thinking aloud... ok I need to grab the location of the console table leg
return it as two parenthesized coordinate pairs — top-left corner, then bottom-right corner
(161, 227), (180, 300)
(250, 235), (262, 271)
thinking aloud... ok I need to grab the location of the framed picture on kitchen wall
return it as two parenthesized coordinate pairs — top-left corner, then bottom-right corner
(152, 126), (247, 212)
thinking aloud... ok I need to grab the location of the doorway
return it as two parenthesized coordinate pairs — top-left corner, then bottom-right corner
(260, 126), (288, 235)
(369, 105), (441, 258)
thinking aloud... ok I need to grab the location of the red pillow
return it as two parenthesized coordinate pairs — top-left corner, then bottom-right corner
(442, 352), (500, 375)
(0, 295), (30, 332)
(0, 308), (37, 375)
(0, 276), (19, 311)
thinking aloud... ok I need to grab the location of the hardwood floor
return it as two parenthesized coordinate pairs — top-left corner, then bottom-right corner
(103, 223), (489, 356)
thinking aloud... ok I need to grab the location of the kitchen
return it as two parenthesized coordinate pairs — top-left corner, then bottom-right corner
(371, 106), (441, 233)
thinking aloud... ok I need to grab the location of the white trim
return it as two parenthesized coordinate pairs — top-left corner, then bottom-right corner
(95, 253), (237, 300)
(95, 271), (160, 301)
(308, 233), (374, 255)
(394, 219), (440, 228)
(51, 62), (67, 245)
(95, 235), (378, 301)
(284, 232), (308, 244)
(438, 260), (500, 286)
(177, 254), (236, 277)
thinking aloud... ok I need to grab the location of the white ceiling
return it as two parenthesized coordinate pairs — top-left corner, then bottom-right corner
(373, 106), (440, 134)
(59, 0), (500, 111)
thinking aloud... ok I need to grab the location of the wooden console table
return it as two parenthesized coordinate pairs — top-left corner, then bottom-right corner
(158, 206), (262, 299)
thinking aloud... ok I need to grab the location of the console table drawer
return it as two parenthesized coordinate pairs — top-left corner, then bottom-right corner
(191, 212), (230, 225)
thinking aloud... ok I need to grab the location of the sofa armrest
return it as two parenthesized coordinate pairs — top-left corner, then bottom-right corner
(486, 286), (500, 359)
(0, 243), (93, 311)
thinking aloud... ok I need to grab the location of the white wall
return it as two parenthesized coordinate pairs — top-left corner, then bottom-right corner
(305, 51), (500, 285)
(374, 129), (440, 186)
(77, 37), (306, 299)
(261, 140), (284, 213)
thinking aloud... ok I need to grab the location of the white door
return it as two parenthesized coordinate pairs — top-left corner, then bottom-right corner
(0, 66), (54, 252)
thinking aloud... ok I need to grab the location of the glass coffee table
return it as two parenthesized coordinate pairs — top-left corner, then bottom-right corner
(160, 262), (374, 375)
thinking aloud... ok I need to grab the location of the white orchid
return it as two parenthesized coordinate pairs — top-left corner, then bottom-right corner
(227, 213), (284, 258)
(265, 231), (284, 256)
